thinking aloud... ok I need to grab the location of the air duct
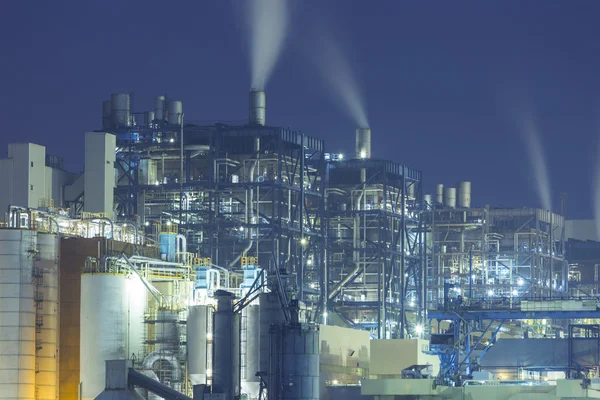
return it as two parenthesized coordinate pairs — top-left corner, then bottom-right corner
(355, 128), (371, 159)
(102, 100), (112, 129)
(248, 89), (266, 126)
(167, 101), (183, 125)
(458, 181), (471, 208)
(444, 187), (456, 208)
(154, 96), (165, 121)
(111, 93), (131, 128)
(435, 184), (444, 206)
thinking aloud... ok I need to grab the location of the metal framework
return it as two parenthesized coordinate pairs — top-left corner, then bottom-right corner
(325, 158), (426, 339)
(111, 120), (326, 309)
(427, 207), (567, 309)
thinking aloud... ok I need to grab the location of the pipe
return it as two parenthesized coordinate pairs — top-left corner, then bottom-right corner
(328, 264), (362, 300)
(176, 234), (187, 253)
(129, 368), (190, 400)
(141, 351), (183, 382)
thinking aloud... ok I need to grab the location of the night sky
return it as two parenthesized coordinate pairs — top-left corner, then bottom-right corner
(1, 1), (599, 218)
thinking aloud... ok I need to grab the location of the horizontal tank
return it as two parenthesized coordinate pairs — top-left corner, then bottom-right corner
(0, 229), (37, 400)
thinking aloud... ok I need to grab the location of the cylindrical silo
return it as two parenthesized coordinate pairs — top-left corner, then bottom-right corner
(111, 93), (131, 128)
(259, 293), (286, 374)
(355, 128), (371, 159)
(435, 184), (444, 206)
(241, 304), (261, 399)
(144, 111), (155, 126)
(458, 181), (471, 208)
(249, 90), (266, 126)
(444, 187), (456, 209)
(187, 305), (210, 385)
(423, 194), (432, 207)
(154, 96), (165, 121)
(155, 310), (180, 352)
(281, 325), (320, 400)
(35, 233), (60, 400)
(167, 100), (183, 125)
(80, 273), (129, 400)
(102, 100), (112, 130)
(212, 291), (240, 398)
(126, 275), (147, 361)
(0, 229), (37, 400)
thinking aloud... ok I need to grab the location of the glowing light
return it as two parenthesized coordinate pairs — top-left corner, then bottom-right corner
(415, 324), (424, 334)
(306, 258), (313, 266)
(518, 279), (524, 286)
(339, 154), (344, 160)
(353, 319), (359, 324)
(360, 150), (367, 159)
(409, 301), (415, 307)
(144, 221), (149, 227)
(487, 289), (494, 296)
(169, 138), (174, 143)
(206, 368), (212, 377)
(323, 312), (328, 318)
(206, 332), (213, 340)
(300, 237), (308, 246)
(166, 221), (172, 226)
(332, 380), (339, 385)
(512, 289), (518, 296)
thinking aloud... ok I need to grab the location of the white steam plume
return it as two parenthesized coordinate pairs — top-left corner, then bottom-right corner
(312, 34), (369, 128)
(244, 0), (290, 90)
(522, 115), (552, 211)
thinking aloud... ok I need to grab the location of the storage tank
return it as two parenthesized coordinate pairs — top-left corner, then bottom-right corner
(249, 89), (266, 126)
(154, 310), (179, 352)
(241, 304), (261, 399)
(435, 184), (444, 206)
(126, 275), (147, 361)
(144, 111), (155, 126)
(281, 325), (320, 400)
(259, 292), (286, 374)
(212, 291), (240, 398)
(355, 128), (371, 159)
(423, 194), (432, 207)
(187, 305), (210, 385)
(167, 100), (183, 125)
(458, 181), (471, 208)
(111, 93), (131, 128)
(102, 100), (112, 130)
(154, 96), (165, 121)
(80, 272), (146, 400)
(0, 229), (37, 400)
(444, 187), (456, 209)
(36, 233), (60, 400)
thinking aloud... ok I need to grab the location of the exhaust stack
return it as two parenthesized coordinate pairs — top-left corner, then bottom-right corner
(356, 128), (371, 159)
(249, 89), (266, 126)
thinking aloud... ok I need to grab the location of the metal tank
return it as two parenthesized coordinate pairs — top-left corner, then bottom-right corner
(187, 305), (210, 385)
(126, 275), (147, 361)
(444, 187), (457, 209)
(35, 233), (60, 400)
(458, 181), (471, 208)
(281, 325), (320, 400)
(144, 111), (155, 126)
(0, 229), (37, 400)
(249, 89), (266, 126)
(259, 292), (286, 375)
(102, 100), (112, 129)
(111, 93), (131, 128)
(423, 194), (432, 207)
(355, 128), (371, 159)
(435, 184), (444, 206)
(80, 273), (129, 400)
(167, 100), (183, 125)
(241, 304), (261, 399)
(212, 291), (240, 399)
(154, 96), (165, 121)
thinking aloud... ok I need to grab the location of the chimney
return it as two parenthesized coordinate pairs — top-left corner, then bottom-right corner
(249, 89), (266, 126)
(355, 128), (371, 159)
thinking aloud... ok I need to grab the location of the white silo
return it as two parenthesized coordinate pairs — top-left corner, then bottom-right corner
(167, 100), (183, 125)
(80, 271), (146, 400)
(35, 233), (60, 400)
(0, 229), (37, 400)
(187, 305), (210, 385)
(435, 184), (444, 206)
(458, 181), (472, 208)
(444, 187), (456, 209)
(241, 304), (261, 399)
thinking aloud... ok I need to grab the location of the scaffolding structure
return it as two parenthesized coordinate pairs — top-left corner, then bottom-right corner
(111, 117), (326, 309)
(427, 206), (567, 309)
(325, 158), (425, 339)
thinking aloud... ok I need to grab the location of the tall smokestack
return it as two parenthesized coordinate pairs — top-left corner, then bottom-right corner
(356, 128), (371, 159)
(249, 89), (266, 126)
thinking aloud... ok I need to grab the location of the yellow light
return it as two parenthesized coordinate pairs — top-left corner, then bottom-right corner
(166, 221), (172, 226)
(300, 238), (308, 246)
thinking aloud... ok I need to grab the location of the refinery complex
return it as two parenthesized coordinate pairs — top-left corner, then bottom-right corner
(0, 89), (599, 400)
(2, 3), (600, 400)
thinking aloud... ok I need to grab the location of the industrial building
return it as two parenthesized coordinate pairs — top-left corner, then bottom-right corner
(1, 90), (600, 400)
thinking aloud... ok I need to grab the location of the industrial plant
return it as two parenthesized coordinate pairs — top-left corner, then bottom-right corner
(1, 5), (600, 400)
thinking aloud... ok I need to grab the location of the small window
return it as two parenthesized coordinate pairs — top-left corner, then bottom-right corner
(30, 185), (33, 191)
(30, 162), (33, 167)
